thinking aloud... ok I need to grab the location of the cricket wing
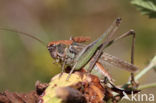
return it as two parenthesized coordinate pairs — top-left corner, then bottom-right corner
(99, 52), (138, 72)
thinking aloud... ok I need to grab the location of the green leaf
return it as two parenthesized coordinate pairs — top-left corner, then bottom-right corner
(131, 0), (156, 18)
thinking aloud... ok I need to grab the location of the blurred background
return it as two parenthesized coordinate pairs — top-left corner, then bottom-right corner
(0, 0), (155, 102)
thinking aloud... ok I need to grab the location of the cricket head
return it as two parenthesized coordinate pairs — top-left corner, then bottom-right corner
(47, 36), (91, 60)
(47, 40), (73, 62)
(47, 44), (66, 60)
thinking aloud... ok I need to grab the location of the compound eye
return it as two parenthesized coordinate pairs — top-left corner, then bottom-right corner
(47, 45), (57, 59)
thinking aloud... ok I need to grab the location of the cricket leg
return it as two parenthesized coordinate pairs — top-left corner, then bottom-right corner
(66, 18), (122, 81)
(59, 47), (69, 78)
(95, 62), (113, 82)
(109, 29), (137, 87)
(113, 29), (135, 64)
(86, 18), (121, 73)
(59, 61), (66, 78)
(88, 30), (136, 83)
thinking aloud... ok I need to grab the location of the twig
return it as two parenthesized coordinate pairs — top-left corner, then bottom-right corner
(138, 83), (156, 90)
(135, 56), (156, 81)
(122, 56), (156, 88)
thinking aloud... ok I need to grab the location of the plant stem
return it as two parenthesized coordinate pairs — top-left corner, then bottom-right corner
(122, 56), (156, 88)
(138, 83), (156, 90)
(135, 56), (156, 81)
(135, 63), (153, 81)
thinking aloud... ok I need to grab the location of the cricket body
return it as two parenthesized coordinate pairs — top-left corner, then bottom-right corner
(47, 18), (138, 81)
(0, 18), (138, 81)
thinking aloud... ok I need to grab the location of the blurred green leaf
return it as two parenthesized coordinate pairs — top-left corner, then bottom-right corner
(131, 0), (156, 18)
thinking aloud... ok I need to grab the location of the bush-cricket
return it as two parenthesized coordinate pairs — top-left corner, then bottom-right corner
(0, 18), (138, 83)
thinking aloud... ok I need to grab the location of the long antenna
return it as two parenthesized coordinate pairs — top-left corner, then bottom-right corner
(0, 27), (47, 46)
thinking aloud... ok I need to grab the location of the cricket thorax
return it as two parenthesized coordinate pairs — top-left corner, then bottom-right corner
(47, 42), (81, 66)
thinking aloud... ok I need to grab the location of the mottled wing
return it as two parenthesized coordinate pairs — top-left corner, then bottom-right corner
(99, 52), (138, 72)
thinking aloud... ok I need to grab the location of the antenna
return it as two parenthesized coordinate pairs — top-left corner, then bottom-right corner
(0, 27), (47, 46)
